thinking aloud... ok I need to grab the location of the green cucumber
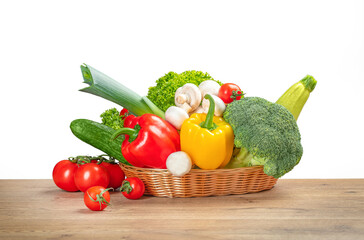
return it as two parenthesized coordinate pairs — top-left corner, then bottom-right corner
(70, 119), (130, 165)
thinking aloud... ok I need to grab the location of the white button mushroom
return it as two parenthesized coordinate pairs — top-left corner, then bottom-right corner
(174, 83), (202, 114)
(198, 80), (221, 98)
(166, 151), (193, 177)
(202, 94), (226, 117)
(190, 106), (204, 115)
(165, 106), (189, 130)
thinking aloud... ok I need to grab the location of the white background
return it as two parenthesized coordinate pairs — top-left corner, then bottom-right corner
(0, 0), (363, 179)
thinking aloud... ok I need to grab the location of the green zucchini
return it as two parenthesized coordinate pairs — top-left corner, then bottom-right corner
(276, 75), (317, 120)
(70, 119), (130, 165)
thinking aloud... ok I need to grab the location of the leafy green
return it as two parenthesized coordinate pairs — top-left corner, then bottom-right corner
(223, 97), (303, 178)
(100, 108), (124, 130)
(147, 71), (222, 112)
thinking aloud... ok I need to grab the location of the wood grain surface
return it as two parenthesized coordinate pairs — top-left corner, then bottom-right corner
(0, 179), (363, 240)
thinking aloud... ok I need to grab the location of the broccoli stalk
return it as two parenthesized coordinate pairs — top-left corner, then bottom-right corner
(227, 148), (253, 168)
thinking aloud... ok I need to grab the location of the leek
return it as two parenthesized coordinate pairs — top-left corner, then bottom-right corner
(80, 64), (165, 119)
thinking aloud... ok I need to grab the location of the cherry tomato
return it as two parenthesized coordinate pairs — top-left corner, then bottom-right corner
(84, 186), (111, 211)
(120, 177), (145, 200)
(52, 160), (79, 192)
(74, 163), (110, 192)
(100, 162), (125, 189)
(218, 83), (244, 104)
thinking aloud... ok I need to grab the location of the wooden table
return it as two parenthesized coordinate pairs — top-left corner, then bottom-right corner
(0, 179), (363, 240)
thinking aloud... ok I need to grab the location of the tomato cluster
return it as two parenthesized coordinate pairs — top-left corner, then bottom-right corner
(52, 155), (145, 211)
(53, 156), (125, 192)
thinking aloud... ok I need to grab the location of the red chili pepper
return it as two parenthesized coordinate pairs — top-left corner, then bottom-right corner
(112, 114), (180, 169)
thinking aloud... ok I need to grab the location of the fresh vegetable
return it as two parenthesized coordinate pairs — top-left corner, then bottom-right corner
(191, 106), (204, 114)
(119, 108), (136, 127)
(147, 71), (222, 112)
(100, 161), (125, 189)
(165, 106), (189, 130)
(174, 83), (202, 113)
(223, 97), (303, 178)
(80, 64), (164, 119)
(120, 177), (145, 200)
(84, 186), (111, 211)
(112, 114), (180, 169)
(74, 163), (110, 192)
(70, 119), (129, 165)
(201, 94), (226, 117)
(166, 151), (192, 177)
(218, 83), (244, 104)
(180, 94), (234, 170)
(100, 108), (124, 130)
(120, 108), (130, 119)
(276, 75), (317, 120)
(198, 80), (221, 98)
(52, 160), (79, 192)
(123, 115), (136, 128)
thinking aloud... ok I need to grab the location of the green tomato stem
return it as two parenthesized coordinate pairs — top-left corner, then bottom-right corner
(120, 180), (133, 194)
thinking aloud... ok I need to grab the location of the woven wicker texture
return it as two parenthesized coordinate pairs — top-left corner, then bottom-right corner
(120, 163), (278, 198)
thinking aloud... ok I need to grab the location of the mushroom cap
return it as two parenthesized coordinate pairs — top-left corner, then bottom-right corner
(202, 95), (226, 117)
(165, 106), (189, 130)
(199, 80), (221, 98)
(166, 151), (192, 177)
(190, 106), (204, 115)
(174, 83), (202, 113)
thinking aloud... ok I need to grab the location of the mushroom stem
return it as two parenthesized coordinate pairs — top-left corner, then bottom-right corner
(180, 103), (192, 113)
(176, 94), (189, 105)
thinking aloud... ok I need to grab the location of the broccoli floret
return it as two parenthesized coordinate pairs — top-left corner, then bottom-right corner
(223, 97), (303, 178)
(147, 71), (222, 112)
(100, 108), (124, 130)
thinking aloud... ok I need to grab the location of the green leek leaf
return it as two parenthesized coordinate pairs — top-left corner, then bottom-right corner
(80, 64), (165, 119)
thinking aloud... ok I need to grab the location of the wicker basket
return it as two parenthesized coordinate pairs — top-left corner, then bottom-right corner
(120, 163), (278, 198)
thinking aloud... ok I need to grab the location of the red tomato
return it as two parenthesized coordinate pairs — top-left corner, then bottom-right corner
(100, 162), (125, 189)
(120, 177), (145, 200)
(218, 83), (244, 104)
(84, 186), (111, 211)
(52, 160), (79, 192)
(74, 163), (110, 192)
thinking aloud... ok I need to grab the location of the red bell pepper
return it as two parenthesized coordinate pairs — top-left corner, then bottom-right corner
(120, 108), (136, 128)
(112, 114), (180, 169)
(123, 115), (136, 128)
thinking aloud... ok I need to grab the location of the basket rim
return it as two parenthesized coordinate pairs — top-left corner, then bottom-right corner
(119, 162), (264, 174)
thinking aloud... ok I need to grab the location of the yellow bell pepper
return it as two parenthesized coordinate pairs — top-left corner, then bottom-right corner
(180, 94), (234, 170)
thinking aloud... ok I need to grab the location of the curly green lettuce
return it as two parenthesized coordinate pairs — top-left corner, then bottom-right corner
(147, 71), (222, 112)
(100, 108), (124, 130)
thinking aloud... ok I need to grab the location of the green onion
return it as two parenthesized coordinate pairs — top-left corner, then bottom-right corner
(80, 64), (165, 119)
